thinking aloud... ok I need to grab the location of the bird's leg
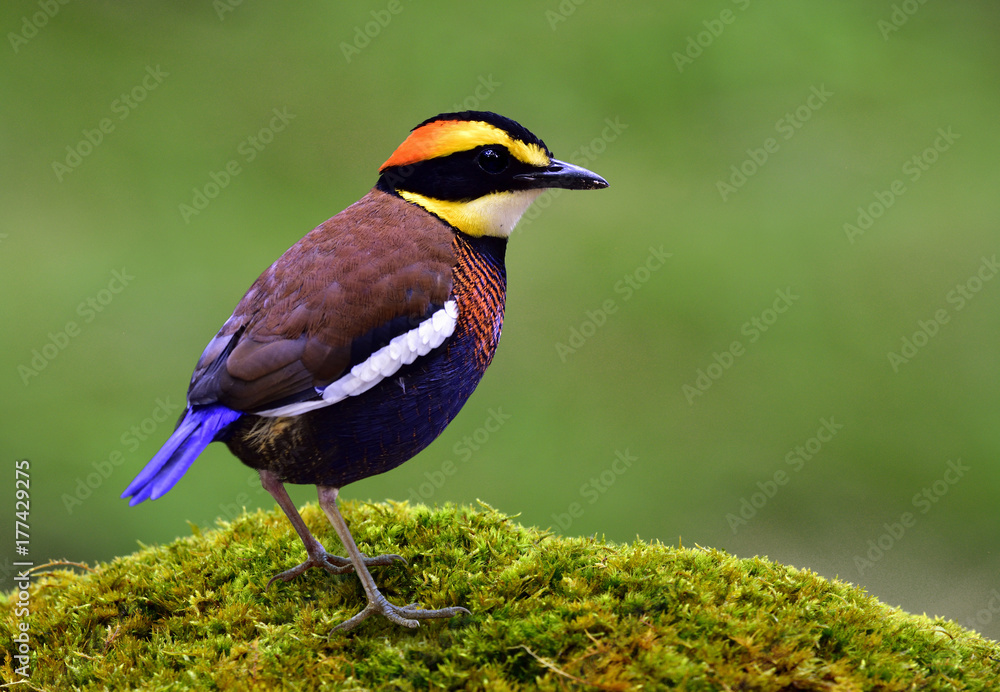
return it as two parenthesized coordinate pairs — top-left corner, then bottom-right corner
(259, 469), (405, 588)
(317, 485), (470, 632)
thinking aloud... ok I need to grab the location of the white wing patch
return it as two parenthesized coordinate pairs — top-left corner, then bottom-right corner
(256, 300), (459, 417)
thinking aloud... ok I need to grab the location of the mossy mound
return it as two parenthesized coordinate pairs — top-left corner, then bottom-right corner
(2, 501), (998, 690)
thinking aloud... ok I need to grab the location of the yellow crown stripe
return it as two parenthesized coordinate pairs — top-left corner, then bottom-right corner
(381, 120), (549, 170)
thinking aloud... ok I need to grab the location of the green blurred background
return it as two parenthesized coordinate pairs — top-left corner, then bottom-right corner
(3, 1), (1000, 638)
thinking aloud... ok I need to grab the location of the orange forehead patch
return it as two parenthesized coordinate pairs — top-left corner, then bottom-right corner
(380, 119), (549, 171)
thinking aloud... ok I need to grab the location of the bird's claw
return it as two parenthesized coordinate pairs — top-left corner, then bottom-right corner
(333, 595), (470, 633)
(266, 550), (406, 590)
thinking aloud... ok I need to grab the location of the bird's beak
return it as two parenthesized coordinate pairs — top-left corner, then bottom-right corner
(514, 158), (609, 191)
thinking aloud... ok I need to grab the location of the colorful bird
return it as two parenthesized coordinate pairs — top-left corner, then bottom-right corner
(122, 111), (609, 631)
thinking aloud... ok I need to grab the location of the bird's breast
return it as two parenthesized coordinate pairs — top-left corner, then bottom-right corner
(448, 232), (508, 373)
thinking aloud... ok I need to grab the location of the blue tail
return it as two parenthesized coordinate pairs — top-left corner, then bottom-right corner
(121, 404), (242, 506)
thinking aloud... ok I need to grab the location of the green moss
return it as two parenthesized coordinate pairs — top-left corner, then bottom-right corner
(2, 501), (999, 690)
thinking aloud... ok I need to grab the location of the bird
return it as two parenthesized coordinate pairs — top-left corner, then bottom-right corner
(122, 110), (609, 632)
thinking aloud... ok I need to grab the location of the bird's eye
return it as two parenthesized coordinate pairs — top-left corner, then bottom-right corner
(477, 147), (509, 174)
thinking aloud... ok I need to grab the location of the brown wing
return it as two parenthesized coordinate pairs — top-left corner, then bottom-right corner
(187, 189), (457, 412)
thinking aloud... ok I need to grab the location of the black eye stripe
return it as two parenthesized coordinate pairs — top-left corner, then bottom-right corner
(378, 145), (538, 201)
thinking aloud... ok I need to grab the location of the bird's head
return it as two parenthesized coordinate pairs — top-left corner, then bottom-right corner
(377, 111), (609, 238)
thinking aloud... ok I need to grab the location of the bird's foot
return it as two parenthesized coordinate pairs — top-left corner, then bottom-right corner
(333, 592), (470, 633)
(266, 548), (406, 590)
